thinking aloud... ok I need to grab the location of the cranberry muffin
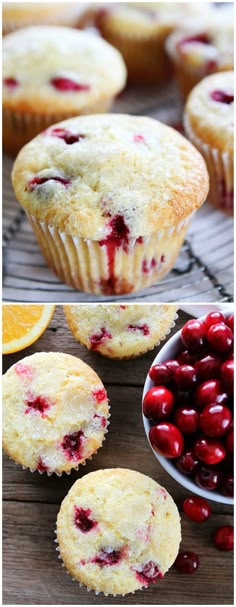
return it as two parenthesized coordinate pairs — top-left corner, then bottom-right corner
(64, 304), (178, 359)
(166, 4), (233, 98)
(2, 352), (109, 475)
(11, 113), (209, 296)
(56, 469), (181, 595)
(184, 71), (234, 215)
(95, 2), (212, 84)
(2, 2), (88, 35)
(3, 26), (127, 155)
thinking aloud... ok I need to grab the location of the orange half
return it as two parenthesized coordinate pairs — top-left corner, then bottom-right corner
(2, 304), (55, 354)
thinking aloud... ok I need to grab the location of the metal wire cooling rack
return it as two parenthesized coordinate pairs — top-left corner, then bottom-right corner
(2, 81), (233, 303)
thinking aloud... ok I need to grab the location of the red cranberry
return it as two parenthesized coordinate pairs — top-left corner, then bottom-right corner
(143, 386), (174, 421)
(134, 561), (163, 586)
(108, 214), (129, 241)
(37, 457), (48, 473)
(133, 134), (145, 143)
(195, 379), (228, 409)
(149, 423), (184, 458)
(25, 393), (52, 416)
(194, 463), (221, 490)
(221, 359), (234, 395)
(89, 327), (112, 350)
(28, 175), (70, 190)
(207, 324), (233, 353)
(214, 526), (233, 551)
(61, 430), (84, 461)
(181, 319), (206, 352)
(194, 437), (226, 465)
(50, 76), (90, 92)
(183, 496), (211, 522)
(195, 354), (221, 381)
(225, 429), (234, 456)
(174, 551), (199, 574)
(175, 365), (197, 389)
(176, 450), (199, 476)
(199, 404), (232, 438)
(92, 388), (107, 403)
(220, 472), (233, 498)
(3, 76), (19, 87)
(174, 407), (199, 434)
(205, 311), (226, 329)
(74, 506), (97, 533)
(165, 359), (180, 378)
(92, 548), (122, 566)
(177, 350), (198, 366)
(211, 90), (234, 104)
(128, 324), (149, 336)
(47, 127), (85, 144)
(226, 314), (234, 332)
(149, 364), (172, 385)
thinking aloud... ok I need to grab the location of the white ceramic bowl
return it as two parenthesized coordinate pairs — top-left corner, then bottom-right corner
(142, 312), (234, 505)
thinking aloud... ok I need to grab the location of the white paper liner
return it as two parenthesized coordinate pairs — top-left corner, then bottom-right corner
(27, 213), (194, 295)
(184, 113), (233, 214)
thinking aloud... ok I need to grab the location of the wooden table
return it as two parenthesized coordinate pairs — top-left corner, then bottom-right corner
(3, 307), (233, 605)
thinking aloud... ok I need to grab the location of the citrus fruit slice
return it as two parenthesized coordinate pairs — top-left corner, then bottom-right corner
(2, 304), (55, 354)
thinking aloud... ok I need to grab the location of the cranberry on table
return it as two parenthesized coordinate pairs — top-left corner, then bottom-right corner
(176, 450), (199, 476)
(194, 463), (221, 490)
(195, 379), (228, 409)
(149, 423), (184, 458)
(181, 319), (206, 352)
(174, 407), (199, 434)
(194, 436), (226, 465)
(221, 359), (234, 395)
(175, 365), (197, 389)
(174, 551), (199, 574)
(207, 323), (233, 353)
(195, 354), (221, 381)
(214, 526), (234, 551)
(143, 386), (174, 420)
(205, 311), (226, 329)
(199, 404), (232, 438)
(183, 496), (211, 522)
(149, 363), (172, 385)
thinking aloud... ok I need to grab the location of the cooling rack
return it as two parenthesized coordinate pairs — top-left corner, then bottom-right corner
(2, 81), (233, 303)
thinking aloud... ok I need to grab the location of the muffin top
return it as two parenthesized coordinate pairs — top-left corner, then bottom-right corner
(3, 352), (109, 474)
(57, 468), (181, 595)
(2, 2), (85, 23)
(3, 26), (127, 113)
(166, 5), (233, 74)
(184, 71), (234, 152)
(12, 114), (209, 240)
(64, 304), (178, 359)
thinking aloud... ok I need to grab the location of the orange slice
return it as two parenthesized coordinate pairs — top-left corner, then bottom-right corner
(2, 304), (55, 354)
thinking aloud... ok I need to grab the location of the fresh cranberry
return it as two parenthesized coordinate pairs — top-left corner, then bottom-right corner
(176, 450), (199, 476)
(92, 388), (107, 403)
(25, 393), (52, 416)
(134, 561), (163, 586)
(194, 437), (225, 465)
(128, 324), (149, 336)
(3, 77), (18, 87)
(149, 423), (184, 458)
(174, 551), (199, 574)
(199, 404), (232, 438)
(74, 506), (97, 533)
(28, 175), (70, 191)
(174, 407), (199, 434)
(165, 359), (180, 378)
(177, 350), (198, 365)
(183, 496), (211, 522)
(226, 314), (234, 332)
(205, 311), (226, 329)
(195, 354), (221, 381)
(210, 90), (234, 104)
(143, 386), (174, 421)
(46, 127), (85, 144)
(50, 76), (90, 91)
(214, 526), (233, 551)
(194, 463), (221, 490)
(61, 430), (84, 461)
(181, 319), (206, 352)
(195, 379), (228, 409)
(89, 327), (112, 350)
(175, 365), (197, 389)
(92, 548), (121, 566)
(207, 324), (233, 353)
(149, 363), (172, 385)
(220, 472), (233, 498)
(221, 359), (234, 395)
(225, 429), (234, 456)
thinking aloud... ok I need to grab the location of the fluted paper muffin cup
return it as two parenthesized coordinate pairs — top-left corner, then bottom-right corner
(184, 114), (233, 215)
(27, 212), (194, 295)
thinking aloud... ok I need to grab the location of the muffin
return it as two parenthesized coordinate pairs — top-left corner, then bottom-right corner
(64, 304), (178, 359)
(2, 2), (89, 35)
(56, 468), (181, 595)
(184, 71), (234, 215)
(3, 26), (127, 155)
(11, 113), (209, 296)
(2, 352), (109, 475)
(166, 4), (234, 99)
(95, 2), (212, 84)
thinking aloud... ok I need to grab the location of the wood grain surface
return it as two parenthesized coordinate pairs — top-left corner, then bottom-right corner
(3, 306), (233, 605)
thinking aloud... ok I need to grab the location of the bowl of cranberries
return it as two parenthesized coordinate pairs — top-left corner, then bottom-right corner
(142, 311), (234, 504)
